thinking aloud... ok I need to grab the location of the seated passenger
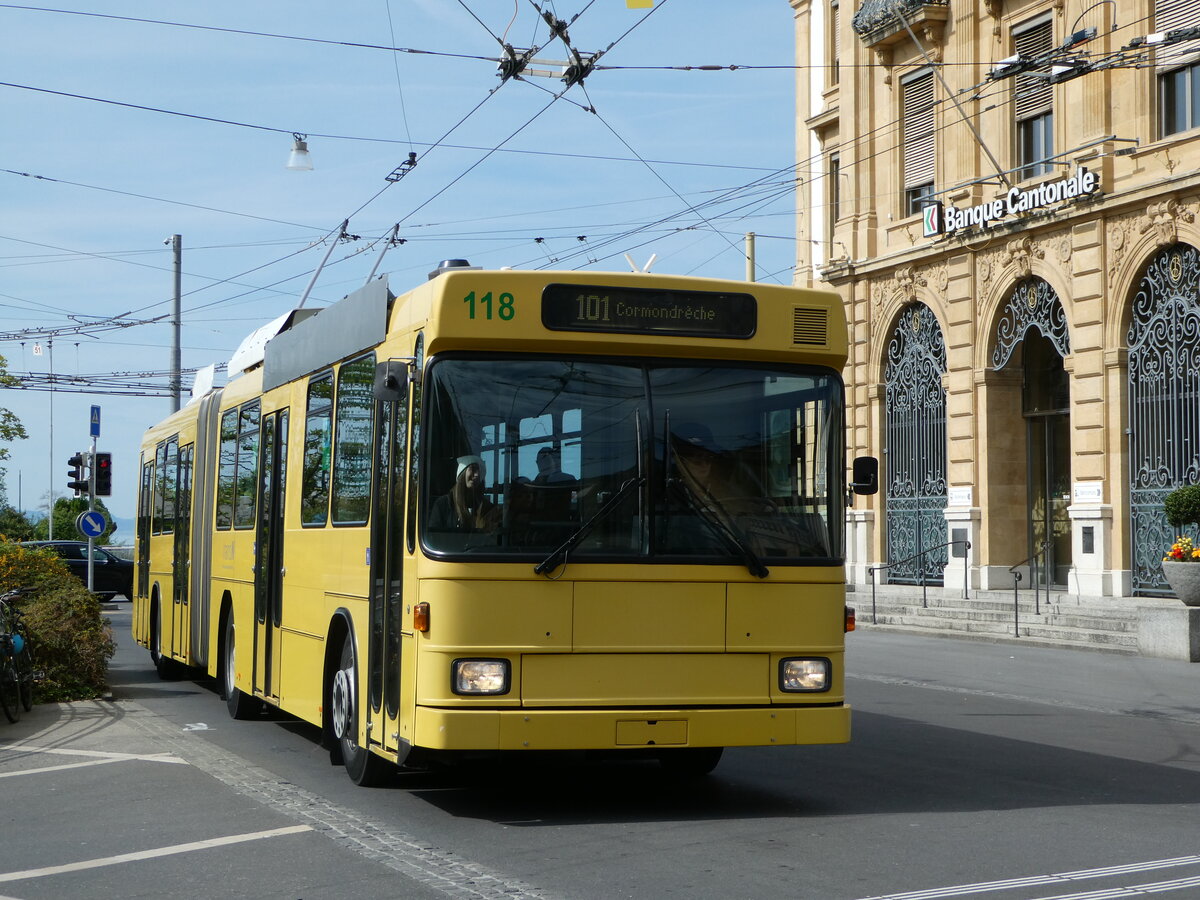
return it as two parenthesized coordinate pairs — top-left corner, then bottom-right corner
(428, 455), (499, 533)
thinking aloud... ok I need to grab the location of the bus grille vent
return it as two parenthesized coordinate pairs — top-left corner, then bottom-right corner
(792, 308), (827, 345)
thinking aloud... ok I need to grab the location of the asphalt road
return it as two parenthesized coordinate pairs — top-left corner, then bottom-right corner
(1, 606), (1198, 899)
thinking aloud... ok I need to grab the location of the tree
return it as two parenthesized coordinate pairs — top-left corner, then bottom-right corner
(33, 496), (118, 544)
(0, 353), (27, 469)
(0, 505), (36, 542)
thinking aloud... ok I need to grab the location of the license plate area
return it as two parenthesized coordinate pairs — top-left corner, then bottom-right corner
(615, 718), (687, 746)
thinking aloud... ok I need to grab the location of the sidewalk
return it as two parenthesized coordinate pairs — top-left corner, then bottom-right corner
(848, 580), (1200, 662)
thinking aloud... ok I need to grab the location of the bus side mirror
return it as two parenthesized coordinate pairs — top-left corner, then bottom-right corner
(374, 359), (411, 401)
(850, 456), (878, 495)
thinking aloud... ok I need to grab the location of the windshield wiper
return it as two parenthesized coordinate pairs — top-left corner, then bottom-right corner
(534, 475), (646, 576)
(667, 478), (769, 579)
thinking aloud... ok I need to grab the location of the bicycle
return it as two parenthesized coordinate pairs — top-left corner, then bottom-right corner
(0, 589), (34, 723)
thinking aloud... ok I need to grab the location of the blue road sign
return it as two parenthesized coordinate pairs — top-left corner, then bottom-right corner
(76, 510), (107, 539)
(90, 405), (101, 438)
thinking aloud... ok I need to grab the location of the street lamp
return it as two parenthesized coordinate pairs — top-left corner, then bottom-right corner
(286, 133), (313, 171)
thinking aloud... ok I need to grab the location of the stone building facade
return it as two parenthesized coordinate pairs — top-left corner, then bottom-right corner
(788, 0), (1200, 605)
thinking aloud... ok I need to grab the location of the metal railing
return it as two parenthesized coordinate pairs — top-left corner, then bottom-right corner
(1007, 540), (1049, 637)
(866, 539), (971, 624)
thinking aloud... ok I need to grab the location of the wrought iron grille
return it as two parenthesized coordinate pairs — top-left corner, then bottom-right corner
(885, 302), (948, 584)
(1128, 243), (1200, 595)
(992, 278), (1071, 371)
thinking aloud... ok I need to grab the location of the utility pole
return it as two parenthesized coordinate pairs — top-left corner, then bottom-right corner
(47, 339), (54, 539)
(745, 232), (756, 282)
(169, 234), (182, 412)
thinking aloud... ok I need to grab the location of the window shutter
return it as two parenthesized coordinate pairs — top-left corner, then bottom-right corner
(902, 70), (935, 189)
(1013, 19), (1053, 122)
(1155, 0), (1200, 71)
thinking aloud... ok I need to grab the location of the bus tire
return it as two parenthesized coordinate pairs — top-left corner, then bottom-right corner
(331, 632), (391, 786)
(150, 600), (184, 680)
(222, 613), (260, 720)
(149, 598), (163, 667)
(658, 747), (723, 777)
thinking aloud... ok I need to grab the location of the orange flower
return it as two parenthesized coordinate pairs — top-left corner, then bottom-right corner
(1165, 536), (1198, 562)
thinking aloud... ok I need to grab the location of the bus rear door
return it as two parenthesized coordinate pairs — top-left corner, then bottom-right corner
(171, 443), (194, 661)
(254, 409), (287, 702)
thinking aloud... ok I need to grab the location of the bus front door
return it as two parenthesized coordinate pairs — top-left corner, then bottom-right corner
(367, 394), (407, 760)
(254, 409), (287, 702)
(171, 443), (194, 661)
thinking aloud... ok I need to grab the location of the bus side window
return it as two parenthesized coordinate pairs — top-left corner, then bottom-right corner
(234, 401), (260, 529)
(216, 408), (238, 529)
(332, 354), (375, 526)
(302, 372), (333, 526)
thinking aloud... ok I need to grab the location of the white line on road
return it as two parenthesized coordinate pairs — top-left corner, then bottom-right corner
(0, 824), (313, 884)
(855, 855), (1200, 900)
(1032, 872), (1200, 899)
(0, 742), (186, 778)
(0, 742), (187, 763)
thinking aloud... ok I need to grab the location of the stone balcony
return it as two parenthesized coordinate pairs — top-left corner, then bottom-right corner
(851, 0), (950, 50)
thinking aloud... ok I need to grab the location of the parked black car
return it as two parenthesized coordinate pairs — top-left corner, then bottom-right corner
(21, 541), (134, 601)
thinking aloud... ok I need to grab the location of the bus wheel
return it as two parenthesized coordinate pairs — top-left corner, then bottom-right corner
(331, 632), (391, 786)
(149, 600), (163, 667)
(151, 603), (183, 680)
(658, 747), (724, 777)
(223, 614), (260, 720)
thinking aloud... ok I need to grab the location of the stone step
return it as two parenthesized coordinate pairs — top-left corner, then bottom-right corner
(849, 584), (1143, 654)
(856, 618), (1139, 655)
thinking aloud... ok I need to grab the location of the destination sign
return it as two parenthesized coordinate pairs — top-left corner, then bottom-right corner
(541, 284), (757, 339)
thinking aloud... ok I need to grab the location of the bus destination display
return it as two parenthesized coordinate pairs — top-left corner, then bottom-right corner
(542, 283), (756, 339)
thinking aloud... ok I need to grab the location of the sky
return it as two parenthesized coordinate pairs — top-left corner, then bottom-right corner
(0, 0), (799, 533)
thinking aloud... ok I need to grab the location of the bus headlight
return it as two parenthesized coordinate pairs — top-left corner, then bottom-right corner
(452, 659), (510, 695)
(779, 657), (831, 692)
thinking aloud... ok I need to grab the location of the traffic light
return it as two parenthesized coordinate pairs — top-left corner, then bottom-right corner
(67, 452), (89, 496)
(94, 452), (112, 496)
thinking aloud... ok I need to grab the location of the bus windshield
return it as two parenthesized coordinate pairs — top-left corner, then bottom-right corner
(422, 356), (845, 566)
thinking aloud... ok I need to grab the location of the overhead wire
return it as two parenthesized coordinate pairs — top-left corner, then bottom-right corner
(0, 4), (495, 62)
(8, 0), (1092, 339)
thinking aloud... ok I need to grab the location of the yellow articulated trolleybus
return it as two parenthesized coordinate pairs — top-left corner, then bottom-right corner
(133, 260), (878, 783)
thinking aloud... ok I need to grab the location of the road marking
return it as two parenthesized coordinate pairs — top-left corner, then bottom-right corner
(1033, 873), (1200, 899)
(1, 742), (187, 762)
(855, 855), (1200, 900)
(124, 700), (550, 899)
(0, 825), (312, 883)
(0, 742), (186, 778)
(0, 756), (181, 779)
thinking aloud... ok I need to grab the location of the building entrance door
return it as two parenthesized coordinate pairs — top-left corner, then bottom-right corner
(1023, 333), (1071, 588)
(1128, 243), (1200, 595)
(883, 302), (948, 584)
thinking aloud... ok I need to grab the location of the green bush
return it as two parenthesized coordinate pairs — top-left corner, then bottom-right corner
(1164, 484), (1200, 530)
(18, 583), (115, 701)
(0, 539), (115, 702)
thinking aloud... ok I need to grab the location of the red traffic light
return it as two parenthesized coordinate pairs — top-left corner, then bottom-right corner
(94, 452), (112, 496)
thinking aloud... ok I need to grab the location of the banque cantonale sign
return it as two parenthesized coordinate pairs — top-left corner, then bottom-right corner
(922, 167), (1100, 238)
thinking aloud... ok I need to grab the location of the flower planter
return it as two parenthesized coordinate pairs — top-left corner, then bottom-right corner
(1161, 560), (1200, 607)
